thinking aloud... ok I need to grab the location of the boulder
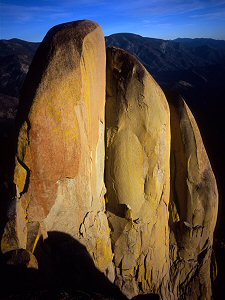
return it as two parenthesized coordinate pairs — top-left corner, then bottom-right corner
(1, 20), (114, 278)
(105, 47), (171, 298)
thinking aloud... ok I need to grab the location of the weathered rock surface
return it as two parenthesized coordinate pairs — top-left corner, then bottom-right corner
(168, 93), (218, 299)
(105, 47), (171, 298)
(1, 20), (114, 278)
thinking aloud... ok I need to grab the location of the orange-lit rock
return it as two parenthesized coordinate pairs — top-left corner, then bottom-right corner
(1, 20), (114, 279)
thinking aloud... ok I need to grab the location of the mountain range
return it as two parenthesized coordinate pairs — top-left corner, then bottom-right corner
(0, 39), (39, 121)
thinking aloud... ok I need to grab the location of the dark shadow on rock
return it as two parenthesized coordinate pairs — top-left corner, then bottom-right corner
(0, 231), (160, 299)
(0, 231), (128, 299)
(0, 119), (17, 252)
(0, 249), (42, 299)
(212, 238), (225, 300)
(34, 231), (128, 299)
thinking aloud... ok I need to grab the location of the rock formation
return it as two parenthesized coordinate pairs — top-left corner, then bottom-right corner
(168, 93), (218, 299)
(1, 20), (114, 279)
(0, 20), (218, 300)
(105, 48), (218, 299)
(105, 47), (171, 298)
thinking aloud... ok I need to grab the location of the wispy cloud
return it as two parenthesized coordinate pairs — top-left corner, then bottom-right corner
(109, 0), (201, 17)
(142, 19), (172, 27)
(191, 9), (225, 19)
(0, 3), (72, 23)
(108, 0), (225, 18)
(2, 0), (225, 23)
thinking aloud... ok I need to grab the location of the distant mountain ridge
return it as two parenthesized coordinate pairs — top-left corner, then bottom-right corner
(0, 38), (39, 57)
(106, 33), (225, 88)
(174, 37), (225, 47)
(0, 38), (39, 97)
(0, 39), (39, 121)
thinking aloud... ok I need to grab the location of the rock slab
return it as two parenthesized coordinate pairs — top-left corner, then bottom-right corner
(105, 47), (171, 298)
(1, 20), (114, 278)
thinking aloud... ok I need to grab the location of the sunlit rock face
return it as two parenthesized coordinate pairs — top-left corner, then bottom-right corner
(105, 47), (171, 298)
(1, 20), (114, 279)
(168, 94), (218, 300)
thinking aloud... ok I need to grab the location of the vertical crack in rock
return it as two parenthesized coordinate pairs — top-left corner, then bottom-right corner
(15, 157), (30, 197)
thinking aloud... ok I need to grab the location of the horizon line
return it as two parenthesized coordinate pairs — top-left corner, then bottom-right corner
(1, 33), (225, 43)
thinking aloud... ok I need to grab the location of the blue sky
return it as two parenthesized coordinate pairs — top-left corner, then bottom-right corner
(0, 0), (225, 41)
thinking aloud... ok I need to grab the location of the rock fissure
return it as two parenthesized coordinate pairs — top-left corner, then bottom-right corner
(15, 157), (30, 197)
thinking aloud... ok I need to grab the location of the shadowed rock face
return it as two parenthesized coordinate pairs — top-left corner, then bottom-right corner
(0, 21), (218, 300)
(168, 93), (218, 299)
(105, 47), (171, 298)
(1, 20), (114, 279)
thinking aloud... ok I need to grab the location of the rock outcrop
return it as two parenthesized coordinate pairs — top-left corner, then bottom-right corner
(1, 20), (114, 279)
(105, 47), (171, 298)
(0, 20), (218, 300)
(168, 94), (218, 299)
(105, 48), (218, 299)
